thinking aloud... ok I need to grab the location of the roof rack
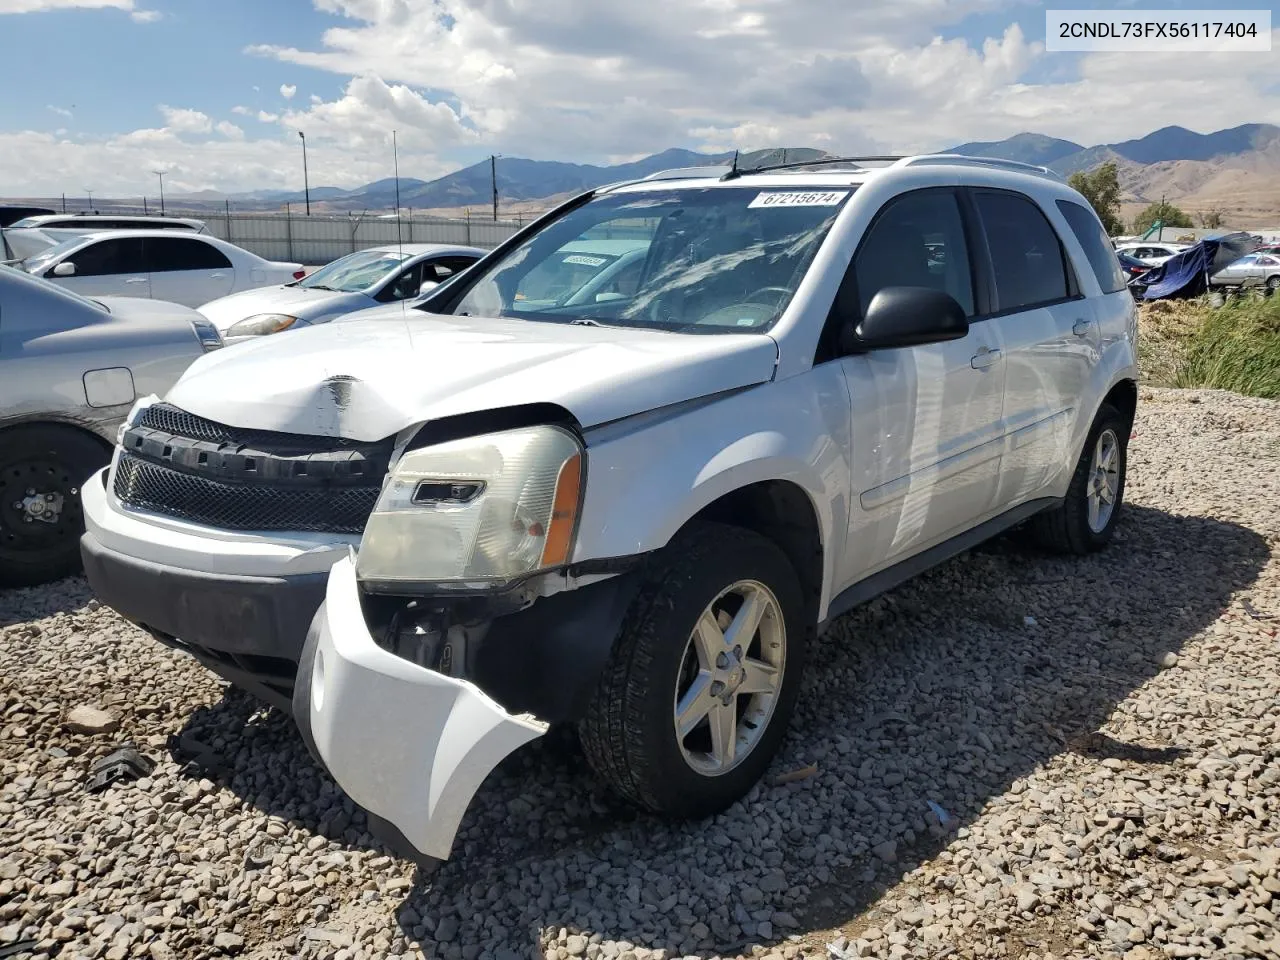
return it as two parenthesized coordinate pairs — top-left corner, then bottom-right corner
(893, 154), (1065, 181)
(641, 165), (734, 181)
(721, 156), (905, 180)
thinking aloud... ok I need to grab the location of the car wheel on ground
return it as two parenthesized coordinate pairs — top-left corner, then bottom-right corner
(1027, 404), (1129, 555)
(578, 522), (809, 817)
(0, 425), (108, 587)
(1267, 275), (1279, 292)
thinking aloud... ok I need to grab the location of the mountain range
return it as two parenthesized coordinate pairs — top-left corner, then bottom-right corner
(168, 124), (1280, 227)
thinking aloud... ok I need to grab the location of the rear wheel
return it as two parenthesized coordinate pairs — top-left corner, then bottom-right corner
(0, 426), (109, 587)
(1026, 404), (1128, 555)
(1267, 275), (1279, 293)
(579, 522), (809, 817)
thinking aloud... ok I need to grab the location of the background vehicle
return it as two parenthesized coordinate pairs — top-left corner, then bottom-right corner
(1211, 252), (1280, 291)
(1116, 250), (1152, 282)
(80, 155), (1139, 863)
(8, 214), (206, 234)
(198, 243), (483, 342)
(0, 205), (57, 228)
(1114, 242), (1189, 266)
(1, 267), (220, 586)
(21, 231), (304, 308)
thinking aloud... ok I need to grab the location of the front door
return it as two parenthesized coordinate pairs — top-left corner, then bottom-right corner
(836, 187), (1006, 584)
(50, 237), (149, 299)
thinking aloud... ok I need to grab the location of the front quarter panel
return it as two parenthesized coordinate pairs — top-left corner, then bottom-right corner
(574, 365), (851, 618)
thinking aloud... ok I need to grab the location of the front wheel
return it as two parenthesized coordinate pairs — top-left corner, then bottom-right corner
(578, 522), (809, 817)
(1027, 403), (1129, 554)
(0, 425), (109, 587)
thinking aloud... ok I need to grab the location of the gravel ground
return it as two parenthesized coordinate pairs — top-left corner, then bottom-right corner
(2, 386), (1279, 960)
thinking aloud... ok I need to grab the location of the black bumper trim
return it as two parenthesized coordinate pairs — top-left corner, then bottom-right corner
(80, 533), (327, 711)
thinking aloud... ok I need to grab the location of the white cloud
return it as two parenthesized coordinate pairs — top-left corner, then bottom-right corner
(257, 111), (279, 123)
(216, 121), (245, 140)
(245, 0), (1280, 158)
(280, 83), (297, 99)
(231, 105), (252, 116)
(0, 0), (157, 16)
(158, 105), (213, 135)
(47, 105), (73, 118)
(280, 75), (474, 151)
(129, 8), (159, 21)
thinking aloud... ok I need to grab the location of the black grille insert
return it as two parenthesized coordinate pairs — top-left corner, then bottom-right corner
(114, 403), (392, 534)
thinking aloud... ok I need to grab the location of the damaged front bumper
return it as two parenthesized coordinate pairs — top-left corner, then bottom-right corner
(299, 554), (549, 861)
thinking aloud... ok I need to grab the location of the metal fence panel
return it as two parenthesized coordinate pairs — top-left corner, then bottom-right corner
(196, 213), (523, 264)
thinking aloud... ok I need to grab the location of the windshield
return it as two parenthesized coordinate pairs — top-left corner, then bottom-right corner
(446, 186), (852, 333)
(21, 236), (87, 272)
(299, 249), (411, 292)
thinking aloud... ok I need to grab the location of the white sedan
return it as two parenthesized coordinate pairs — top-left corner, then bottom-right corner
(196, 243), (485, 342)
(21, 230), (304, 308)
(1113, 242), (1190, 266)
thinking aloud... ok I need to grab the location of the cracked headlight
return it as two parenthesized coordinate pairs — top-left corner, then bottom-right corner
(226, 313), (299, 338)
(356, 425), (584, 591)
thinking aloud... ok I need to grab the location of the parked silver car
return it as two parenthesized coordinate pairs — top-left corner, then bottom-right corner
(197, 243), (484, 343)
(0, 266), (221, 586)
(1211, 252), (1280, 291)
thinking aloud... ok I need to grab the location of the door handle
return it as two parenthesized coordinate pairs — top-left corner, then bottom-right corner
(971, 347), (1000, 370)
(1072, 319), (1091, 337)
(124, 277), (147, 284)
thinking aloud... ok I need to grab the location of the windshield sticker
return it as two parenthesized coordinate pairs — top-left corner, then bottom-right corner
(748, 191), (849, 209)
(563, 254), (607, 266)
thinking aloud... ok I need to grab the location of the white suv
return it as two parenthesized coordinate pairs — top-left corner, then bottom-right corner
(79, 155), (1139, 862)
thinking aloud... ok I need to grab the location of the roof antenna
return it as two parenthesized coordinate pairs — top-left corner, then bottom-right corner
(721, 149), (742, 181)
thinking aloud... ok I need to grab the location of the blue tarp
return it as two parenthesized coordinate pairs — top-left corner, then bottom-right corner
(1138, 232), (1256, 300)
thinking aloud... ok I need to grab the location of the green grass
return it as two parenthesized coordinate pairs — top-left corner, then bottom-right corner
(1138, 291), (1280, 400)
(1172, 292), (1280, 400)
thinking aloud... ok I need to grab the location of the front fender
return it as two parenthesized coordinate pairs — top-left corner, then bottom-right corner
(574, 369), (851, 618)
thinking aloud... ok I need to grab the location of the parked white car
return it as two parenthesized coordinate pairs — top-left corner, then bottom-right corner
(197, 243), (484, 343)
(81, 155), (1139, 863)
(1113, 242), (1189, 266)
(21, 231), (304, 308)
(1, 266), (220, 586)
(7, 214), (207, 234)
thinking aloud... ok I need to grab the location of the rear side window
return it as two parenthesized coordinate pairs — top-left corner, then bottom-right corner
(63, 237), (147, 276)
(147, 237), (232, 272)
(1057, 199), (1127, 294)
(853, 189), (975, 317)
(974, 191), (1070, 312)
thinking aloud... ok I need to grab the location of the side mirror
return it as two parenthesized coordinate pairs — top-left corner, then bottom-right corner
(52, 261), (76, 277)
(418, 280), (439, 297)
(841, 286), (968, 353)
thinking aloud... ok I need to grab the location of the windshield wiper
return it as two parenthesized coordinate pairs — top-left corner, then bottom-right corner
(304, 283), (336, 292)
(567, 317), (608, 327)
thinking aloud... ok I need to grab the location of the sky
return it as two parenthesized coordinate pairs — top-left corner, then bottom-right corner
(1, 0), (1277, 198)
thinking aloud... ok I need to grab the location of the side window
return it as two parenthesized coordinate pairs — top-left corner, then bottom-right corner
(62, 238), (147, 277)
(974, 191), (1069, 312)
(379, 262), (425, 301)
(853, 189), (975, 317)
(436, 256), (480, 276)
(1056, 199), (1127, 294)
(147, 238), (232, 272)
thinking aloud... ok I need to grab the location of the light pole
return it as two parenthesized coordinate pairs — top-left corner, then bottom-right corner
(392, 130), (402, 248)
(152, 170), (165, 215)
(299, 131), (311, 216)
(490, 154), (499, 222)
(85, 188), (93, 212)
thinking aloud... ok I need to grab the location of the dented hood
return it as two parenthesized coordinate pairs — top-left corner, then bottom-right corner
(165, 313), (778, 441)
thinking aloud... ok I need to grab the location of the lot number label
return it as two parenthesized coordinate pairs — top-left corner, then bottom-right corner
(749, 191), (848, 209)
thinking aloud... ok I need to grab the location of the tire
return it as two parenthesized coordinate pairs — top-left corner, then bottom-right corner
(1026, 403), (1128, 555)
(578, 522), (809, 817)
(0, 425), (110, 587)
(1267, 276), (1279, 293)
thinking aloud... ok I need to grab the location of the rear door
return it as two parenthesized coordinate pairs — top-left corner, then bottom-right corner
(836, 187), (1007, 581)
(49, 237), (149, 299)
(145, 236), (235, 307)
(972, 189), (1094, 505)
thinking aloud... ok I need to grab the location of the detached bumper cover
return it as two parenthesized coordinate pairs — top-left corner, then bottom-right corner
(305, 555), (549, 861)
